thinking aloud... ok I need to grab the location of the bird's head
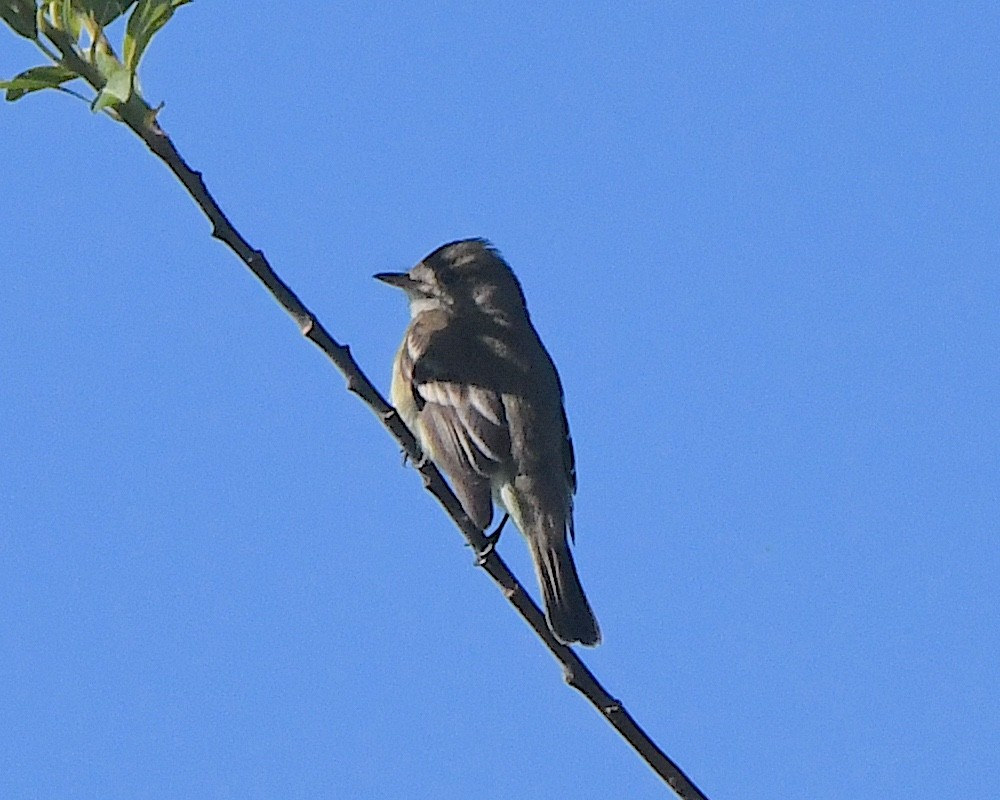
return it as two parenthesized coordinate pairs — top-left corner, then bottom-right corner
(376, 238), (528, 321)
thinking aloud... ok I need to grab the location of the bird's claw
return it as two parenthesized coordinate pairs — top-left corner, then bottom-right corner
(474, 514), (509, 565)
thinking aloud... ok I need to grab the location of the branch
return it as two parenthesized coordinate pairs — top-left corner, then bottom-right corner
(36, 25), (711, 800)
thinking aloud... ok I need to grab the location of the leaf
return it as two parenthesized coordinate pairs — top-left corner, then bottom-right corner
(0, 65), (78, 101)
(75, 0), (137, 26)
(123, 0), (189, 72)
(91, 54), (131, 110)
(0, 0), (38, 38)
(56, 0), (84, 39)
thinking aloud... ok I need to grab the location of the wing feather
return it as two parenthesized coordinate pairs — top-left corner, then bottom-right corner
(399, 310), (511, 530)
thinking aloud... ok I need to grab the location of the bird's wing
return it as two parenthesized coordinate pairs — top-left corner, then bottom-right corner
(400, 311), (510, 530)
(559, 405), (577, 541)
(494, 329), (577, 543)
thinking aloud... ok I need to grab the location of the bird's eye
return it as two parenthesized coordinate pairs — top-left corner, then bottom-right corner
(437, 268), (458, 287)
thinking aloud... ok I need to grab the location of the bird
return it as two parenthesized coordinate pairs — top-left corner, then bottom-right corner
(375, 238), (600, 646)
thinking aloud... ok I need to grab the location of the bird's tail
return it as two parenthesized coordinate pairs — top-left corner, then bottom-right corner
(528, 535), (601, 647)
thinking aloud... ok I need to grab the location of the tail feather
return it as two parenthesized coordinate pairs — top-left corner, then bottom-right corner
(529, 538), (601, 646)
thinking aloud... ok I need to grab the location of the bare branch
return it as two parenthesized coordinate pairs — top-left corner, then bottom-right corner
(36, 26), (711, 800)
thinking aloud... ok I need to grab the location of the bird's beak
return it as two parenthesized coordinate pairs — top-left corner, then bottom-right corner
(374, 271), (414, 290)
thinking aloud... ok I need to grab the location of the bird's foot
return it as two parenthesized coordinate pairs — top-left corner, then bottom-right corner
(474, 514), (509, 565)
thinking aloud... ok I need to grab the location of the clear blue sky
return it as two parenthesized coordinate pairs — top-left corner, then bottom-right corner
(2, 3), (997, 798)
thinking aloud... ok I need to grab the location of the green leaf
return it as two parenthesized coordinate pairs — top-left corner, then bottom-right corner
(123, 0), (189, 72)
(91, 54), (131, 110)
(75, 0), (137, 26)
(0, 0), (38, 38)
(0, 65), (78, 101)
(56, 0), (84, 39)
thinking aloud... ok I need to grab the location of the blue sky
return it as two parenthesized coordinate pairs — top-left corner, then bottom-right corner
(2, 3), (998, 798)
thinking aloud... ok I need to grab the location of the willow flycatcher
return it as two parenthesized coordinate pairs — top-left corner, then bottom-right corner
(376, 238), (600, 646)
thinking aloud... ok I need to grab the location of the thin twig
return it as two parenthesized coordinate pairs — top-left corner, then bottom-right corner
(40, 26), (711, 800)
